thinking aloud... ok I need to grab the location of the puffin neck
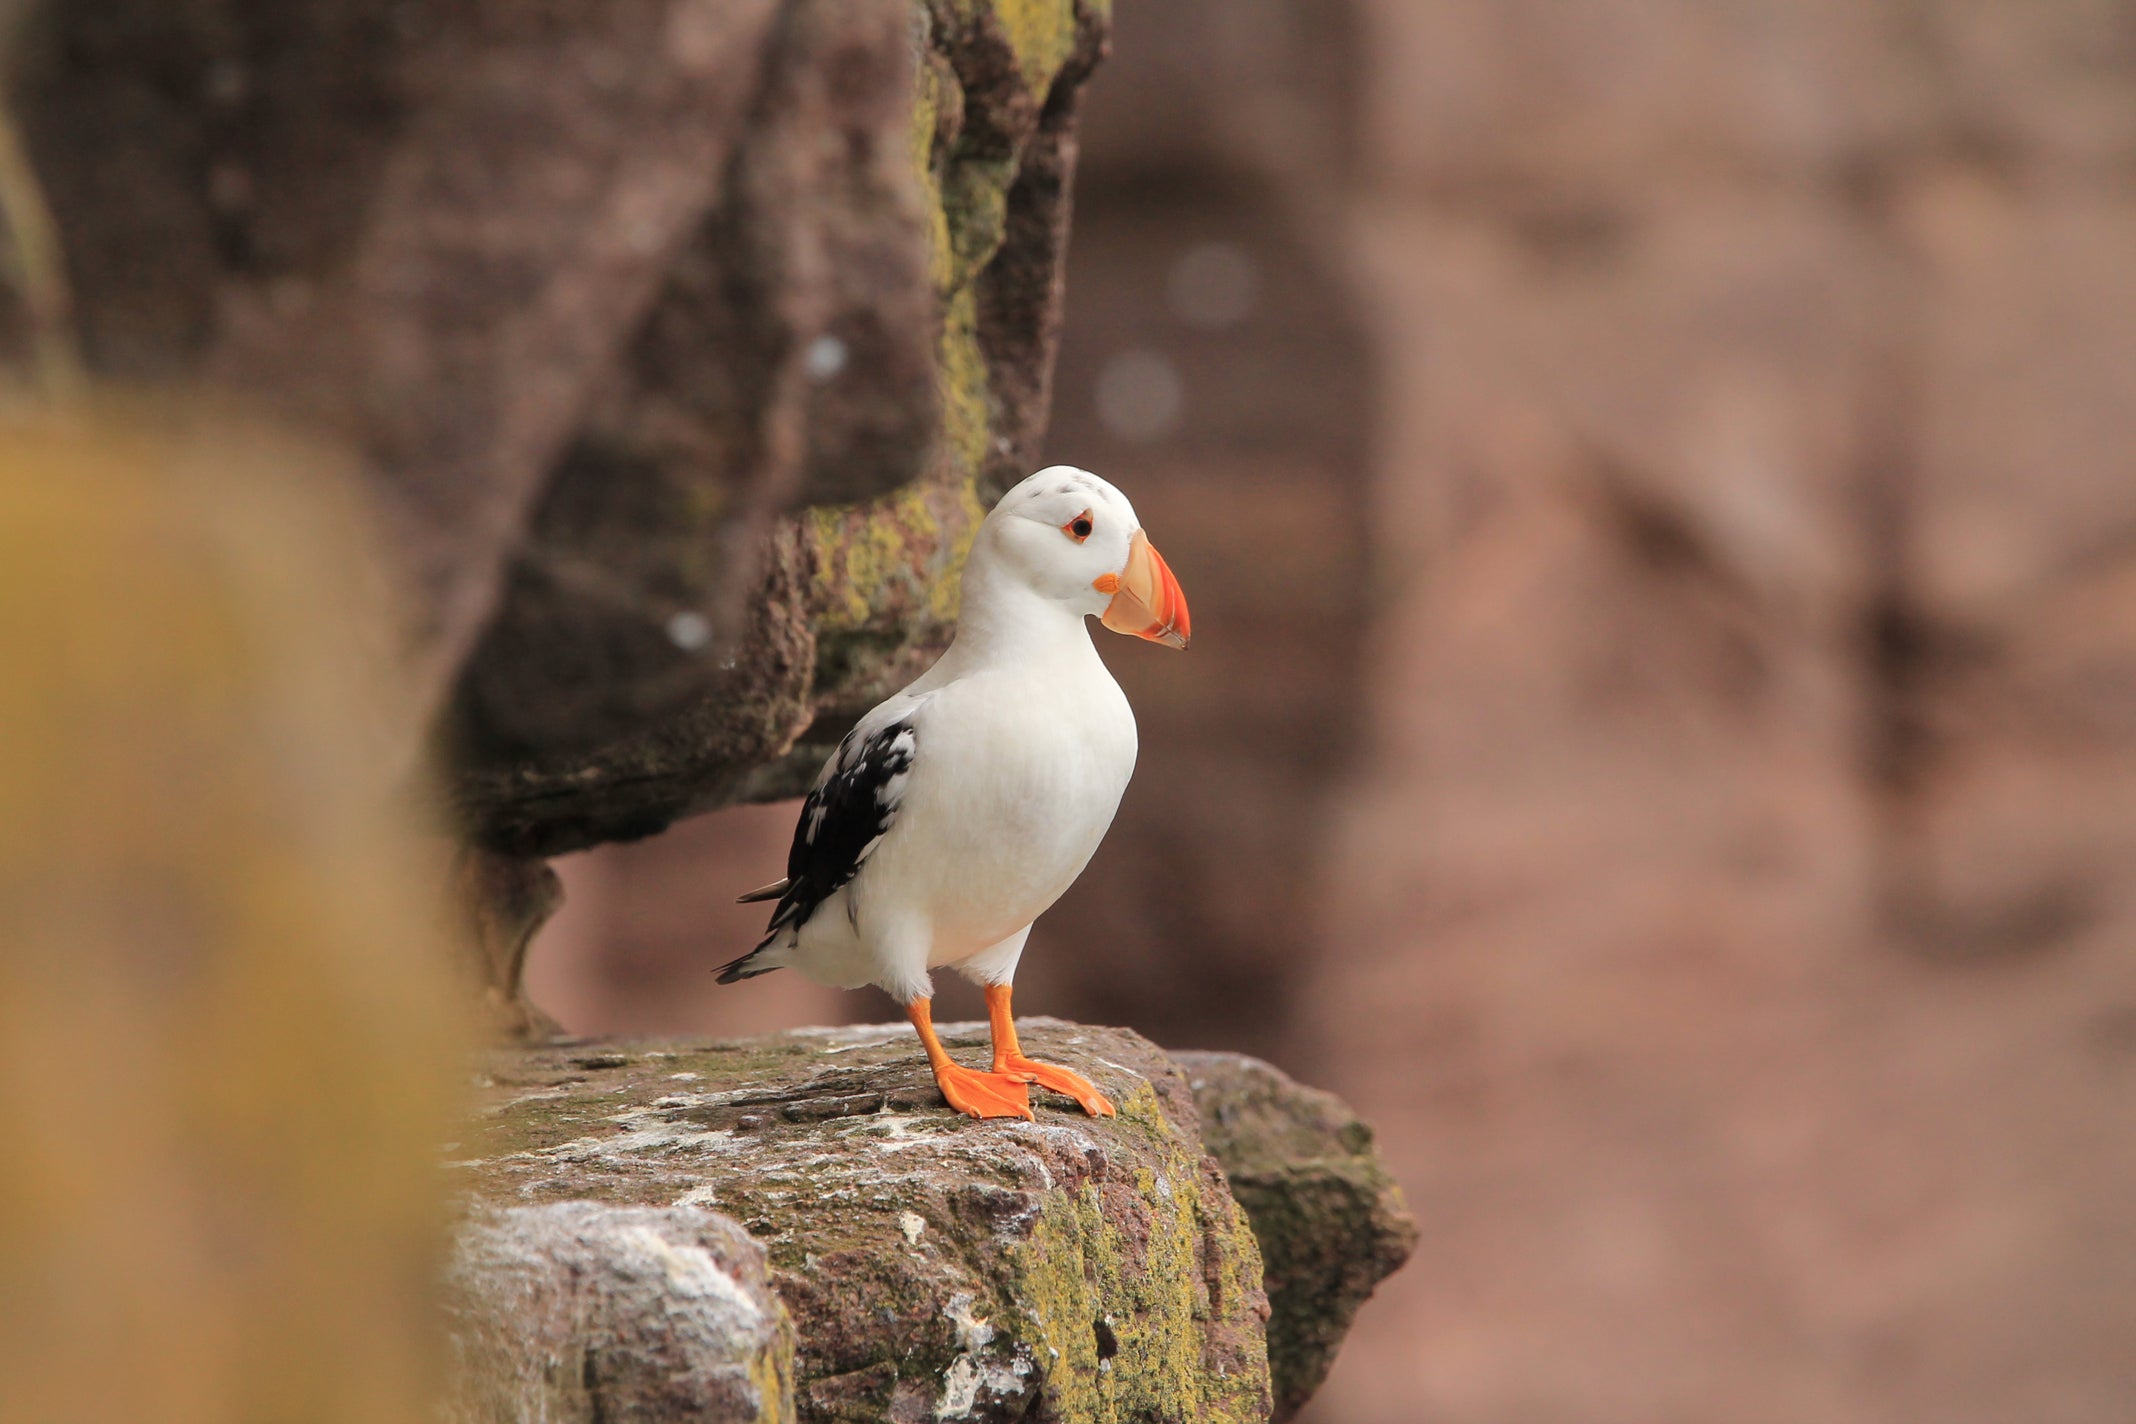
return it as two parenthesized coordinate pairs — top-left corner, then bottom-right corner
(947, 555), (1098, 671)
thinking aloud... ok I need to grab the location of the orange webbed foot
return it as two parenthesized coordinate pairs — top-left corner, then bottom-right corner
(931, 1059), (1034, 1120)
(995, 1054), (1116, 1117)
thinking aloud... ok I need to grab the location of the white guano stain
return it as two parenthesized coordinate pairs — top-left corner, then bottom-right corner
(938, 1354), (982, 1418)
(935, 1294), (1015, 1420)
(946, 1293), (995, 1352)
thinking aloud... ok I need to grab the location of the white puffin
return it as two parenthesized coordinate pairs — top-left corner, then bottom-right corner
(719, 466), (1190, 1120)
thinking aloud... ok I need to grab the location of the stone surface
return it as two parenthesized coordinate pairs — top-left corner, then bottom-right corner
(450, 1020), (1274, 1424)
(1176, 1053), (1417, 1422)
(444, 1203), (792, 1424)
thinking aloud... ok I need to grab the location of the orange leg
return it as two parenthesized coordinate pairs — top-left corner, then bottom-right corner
(908, 997), (1031, 1120)
(985, 984), (1116, 1117)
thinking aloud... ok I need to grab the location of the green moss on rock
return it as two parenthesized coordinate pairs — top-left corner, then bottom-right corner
(1011, 1081), (1269, 1424)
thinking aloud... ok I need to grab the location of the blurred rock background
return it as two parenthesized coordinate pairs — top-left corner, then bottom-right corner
(1312, 5), (2136, 1422)
(533, 2), (2136, 1422)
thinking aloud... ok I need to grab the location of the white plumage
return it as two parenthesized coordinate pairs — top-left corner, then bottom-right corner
(721, 466), (1190, 1119)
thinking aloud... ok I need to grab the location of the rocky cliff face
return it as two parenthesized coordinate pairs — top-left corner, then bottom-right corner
(8, 0), (1111, 857)
(443, 1022), (1413, 1423)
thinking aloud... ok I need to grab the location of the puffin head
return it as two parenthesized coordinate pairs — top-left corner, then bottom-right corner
(972, 465), (1190, 649)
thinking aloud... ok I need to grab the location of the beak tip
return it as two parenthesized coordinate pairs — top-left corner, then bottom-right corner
(1101, 529), (1192, 649)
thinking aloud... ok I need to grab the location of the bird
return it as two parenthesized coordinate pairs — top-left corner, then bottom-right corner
(718, 465), (1190, 1120)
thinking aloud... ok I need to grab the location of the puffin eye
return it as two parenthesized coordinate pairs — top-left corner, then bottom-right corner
(1063, 510), (1095, 543)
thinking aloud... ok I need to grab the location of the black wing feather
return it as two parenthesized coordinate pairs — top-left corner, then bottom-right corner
(716, 717), (918, 982)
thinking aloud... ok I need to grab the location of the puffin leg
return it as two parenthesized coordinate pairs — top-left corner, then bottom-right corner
(907, 997), (1031, 1120)
(985, 984), (1116, 1118)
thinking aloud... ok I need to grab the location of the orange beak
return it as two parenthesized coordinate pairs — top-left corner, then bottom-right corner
(1095, 529), (1190, 649)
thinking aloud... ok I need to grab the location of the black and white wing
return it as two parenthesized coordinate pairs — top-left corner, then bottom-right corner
(716, 707), (922, 981)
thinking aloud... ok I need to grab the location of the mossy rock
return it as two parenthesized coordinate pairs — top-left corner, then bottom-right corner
(451, 1020), (1271, 1424)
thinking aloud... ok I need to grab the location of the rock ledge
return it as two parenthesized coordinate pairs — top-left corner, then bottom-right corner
(443, 1020), (1411, 1423)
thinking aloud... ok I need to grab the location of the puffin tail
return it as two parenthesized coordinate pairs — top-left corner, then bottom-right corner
(715, 932), (789, 984)
(723, 883), (802, 982)
(716, 949), (773, 984)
